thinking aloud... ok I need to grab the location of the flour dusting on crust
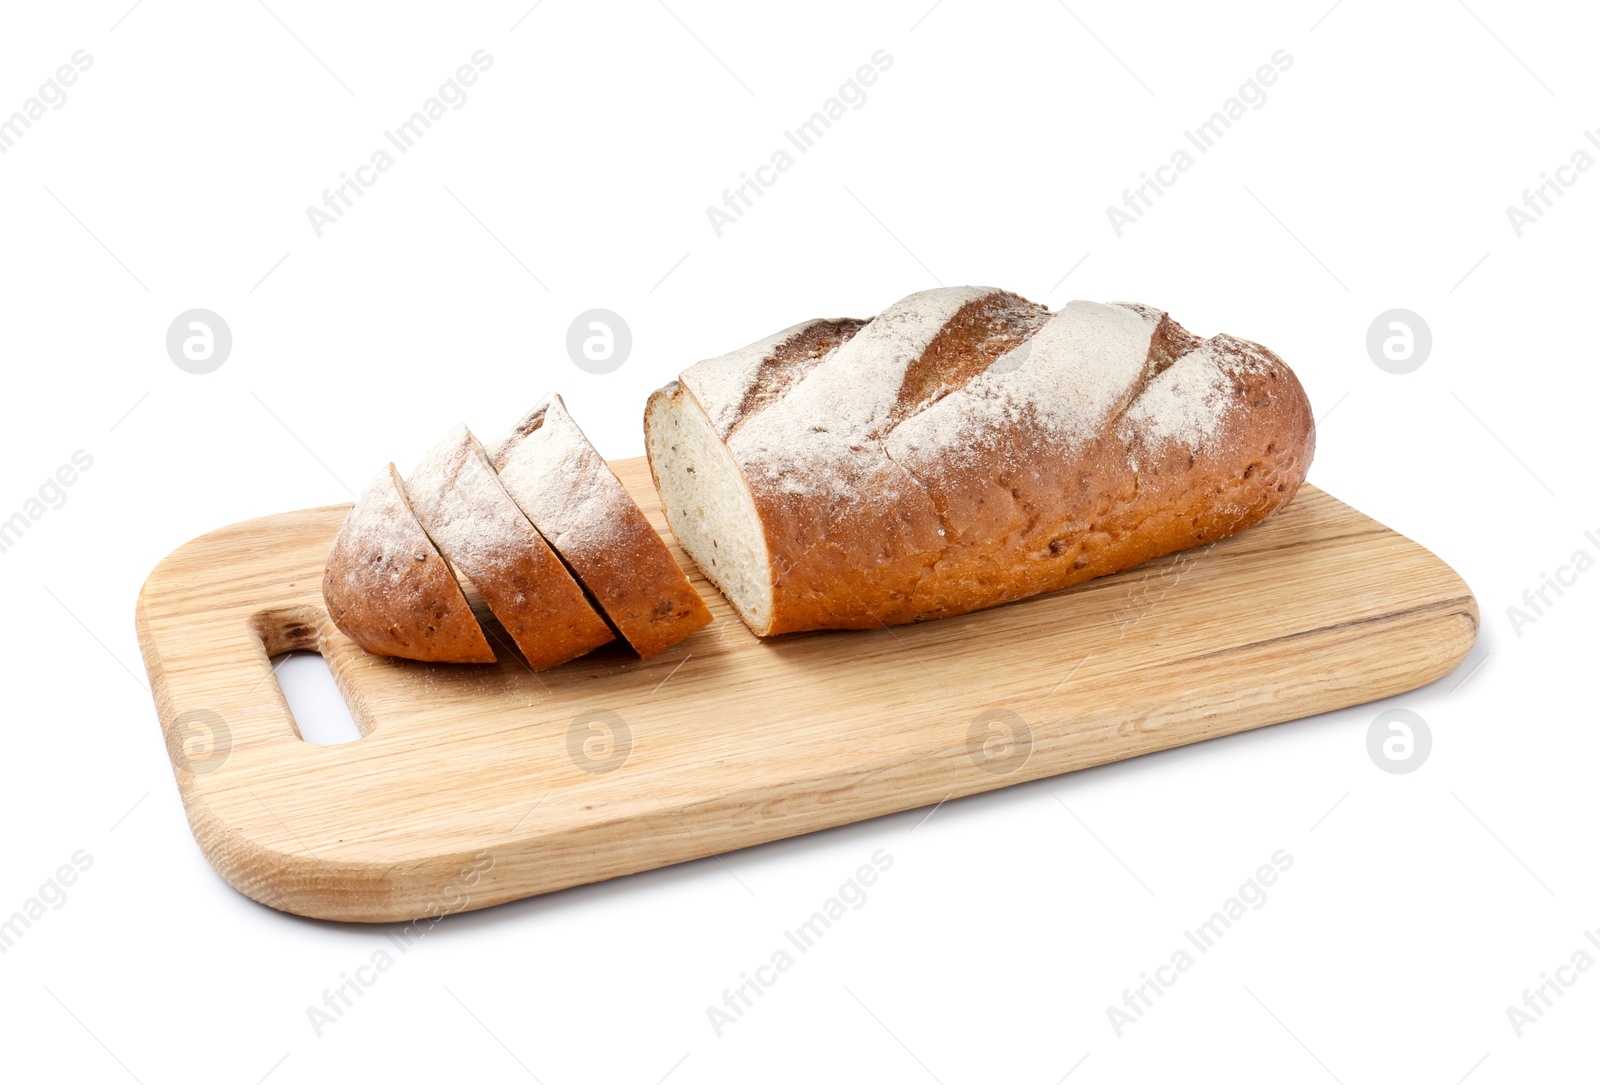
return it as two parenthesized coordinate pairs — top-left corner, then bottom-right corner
(680, 320), (827, 437)
(490, 398), (627, 553)
(334, 465), (436, 566)
(1121, 333), (1270, 451)
(730, 287), (995, 496)
(886, 300), (1159, 466)
(406, 424), (540, 580)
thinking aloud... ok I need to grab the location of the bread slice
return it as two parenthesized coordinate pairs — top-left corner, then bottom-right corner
(406, 424), (614, 670)
(322, 464), (495, 663)
(646, 289), (1315, 635)
(489, 395), (711, 659)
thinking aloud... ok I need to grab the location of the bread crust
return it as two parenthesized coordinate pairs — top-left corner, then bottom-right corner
(490, 396), (712, 659)
(407, 425), (614, 670)
(649, 292), (1316, 636)
(322, 465), (496, 663)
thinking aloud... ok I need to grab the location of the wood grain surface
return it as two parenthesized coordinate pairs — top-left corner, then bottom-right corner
(135, 459), (1478, 922)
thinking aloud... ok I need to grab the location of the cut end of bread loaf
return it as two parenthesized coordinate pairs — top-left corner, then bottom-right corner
(646, 384), (776, 636)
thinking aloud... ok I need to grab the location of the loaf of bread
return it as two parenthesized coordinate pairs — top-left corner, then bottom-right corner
(489, 395), (712, 659)
(645, 288), (1315, 636)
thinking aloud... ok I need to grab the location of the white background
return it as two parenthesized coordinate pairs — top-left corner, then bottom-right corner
(1, 0), (1595, 1081)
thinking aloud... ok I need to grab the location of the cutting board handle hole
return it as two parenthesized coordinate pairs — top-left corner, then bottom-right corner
(251, 607), (366, 747)
(270, 650), (364, 746)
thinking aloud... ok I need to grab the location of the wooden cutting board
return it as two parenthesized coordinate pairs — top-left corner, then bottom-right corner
(136, 460), (1477, 922)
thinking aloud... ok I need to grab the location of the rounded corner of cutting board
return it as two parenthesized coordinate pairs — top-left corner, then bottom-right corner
(185, 799), (493, 925)
(1399, 538), (1481, 689)
(1291, 481), (1481, 695)
(1437, 582), (1482, 688)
